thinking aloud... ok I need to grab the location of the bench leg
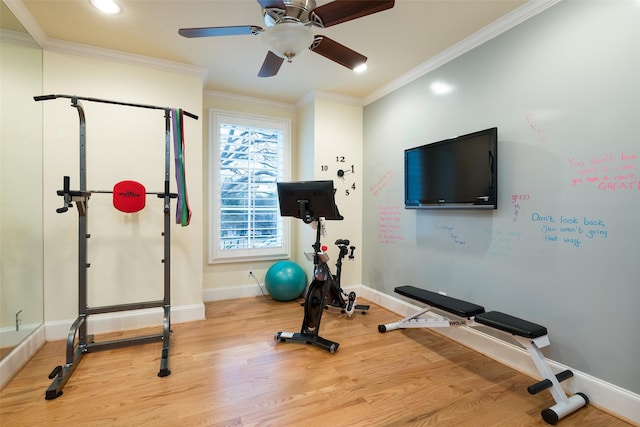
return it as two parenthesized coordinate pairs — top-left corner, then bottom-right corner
(379, 307), (429, 332)
(514, 336), (588, 424)
(541, 393), (589, 425)
(378, 307), (472, 333)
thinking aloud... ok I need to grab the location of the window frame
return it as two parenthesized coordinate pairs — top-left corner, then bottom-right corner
(208, 109), (291, 264)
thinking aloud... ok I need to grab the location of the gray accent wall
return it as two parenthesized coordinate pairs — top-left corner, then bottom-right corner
(362, 0), (639, 393)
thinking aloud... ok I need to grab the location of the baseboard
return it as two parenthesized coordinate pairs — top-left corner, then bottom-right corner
(358, 285), (640, 425)
(0, 325), (45, 389)
(203, 284), (267, 302)
(202, 283), (357, 302)
(44, 303), (205, 341)
(0, 323), (40, 347)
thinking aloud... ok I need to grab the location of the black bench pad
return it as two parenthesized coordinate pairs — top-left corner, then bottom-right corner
(475, 311), (547, 339)
(395, 286), (485, 318)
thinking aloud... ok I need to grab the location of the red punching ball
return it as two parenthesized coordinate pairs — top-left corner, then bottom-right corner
(113, 180), (146, 213)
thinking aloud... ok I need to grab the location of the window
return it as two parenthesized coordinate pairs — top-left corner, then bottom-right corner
(209, 110), (290, 263)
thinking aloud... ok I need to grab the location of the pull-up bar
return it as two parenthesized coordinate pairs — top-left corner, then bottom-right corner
(39, 93), (196, 400)
(90, 190), (176, 196)
(35, 93), (195, 224)
(34, 94), (198, 120)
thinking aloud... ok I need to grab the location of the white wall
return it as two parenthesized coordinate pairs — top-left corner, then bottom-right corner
(309, 94), (364, 288)
(42, 51), (204, 330)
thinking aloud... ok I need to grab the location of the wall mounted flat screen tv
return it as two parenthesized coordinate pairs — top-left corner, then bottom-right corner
(404, 127), (497, 209)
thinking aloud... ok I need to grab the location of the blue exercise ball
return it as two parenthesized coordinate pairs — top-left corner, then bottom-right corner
(265, 261), (307, 301)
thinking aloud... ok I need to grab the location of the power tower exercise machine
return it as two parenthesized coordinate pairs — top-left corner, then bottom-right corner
(34, 94), (197, 400)
(273, 180), (365, 353)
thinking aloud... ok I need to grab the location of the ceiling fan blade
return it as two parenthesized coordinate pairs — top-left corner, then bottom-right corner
(257, 0), (286, 10)
(310, 0), (395, 28)
(310, 35), (367, 70)
(258, 51), (285, 77)
(178, 25), (262, 38)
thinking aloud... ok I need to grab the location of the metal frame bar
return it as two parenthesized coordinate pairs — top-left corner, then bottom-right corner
(378, 306), (481, 332)
(36, 94), (197, 399)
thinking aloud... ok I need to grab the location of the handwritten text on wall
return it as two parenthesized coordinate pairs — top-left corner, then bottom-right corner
(434, 223), (466, 245)
(568, 152), (638, 190)
(378, 205), (404, 245)
(370, 169), (394, 196)
(531, 212), (609, 248)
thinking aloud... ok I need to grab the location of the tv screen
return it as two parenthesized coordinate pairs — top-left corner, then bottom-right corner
(404, 127), (497, 209)
(277, 180), (343, 223)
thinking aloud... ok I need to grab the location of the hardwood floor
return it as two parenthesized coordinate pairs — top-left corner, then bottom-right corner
(0, 296), (634, 426)
(0, 346), (14, 360)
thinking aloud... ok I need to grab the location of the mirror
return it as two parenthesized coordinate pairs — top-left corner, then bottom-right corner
(0, 1), (44, 360)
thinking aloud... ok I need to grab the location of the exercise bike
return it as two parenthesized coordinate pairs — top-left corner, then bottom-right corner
(274, 180), (365, 353)
(324, 238), (369, 317)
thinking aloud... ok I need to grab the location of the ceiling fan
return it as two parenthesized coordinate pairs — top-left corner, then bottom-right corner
(178, 0), (395, 77)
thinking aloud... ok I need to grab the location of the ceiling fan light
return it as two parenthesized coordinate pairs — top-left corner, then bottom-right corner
(353, 63), (368, 73)
(90, 0), (121, 15)
(263, 23), (314, 62)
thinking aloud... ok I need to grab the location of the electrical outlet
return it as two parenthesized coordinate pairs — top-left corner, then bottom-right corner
(15, 309), (23, 331)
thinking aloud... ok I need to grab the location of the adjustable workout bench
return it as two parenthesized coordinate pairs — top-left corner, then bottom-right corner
(378, 285), (588, 425)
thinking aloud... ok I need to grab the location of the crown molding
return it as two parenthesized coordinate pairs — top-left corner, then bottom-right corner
(5, 0), (560, 112)
(3, 0), (47, 46)
(204, 90), (296, 111)
(42, 38), (209, 81)
(4, 1), (208, 81)
(297, 90), (364, 108)
(0, 28), (38, 48)
(363, 0), (561, 105)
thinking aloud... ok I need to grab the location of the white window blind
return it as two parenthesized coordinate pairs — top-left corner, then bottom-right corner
(209, 110), (290, 263)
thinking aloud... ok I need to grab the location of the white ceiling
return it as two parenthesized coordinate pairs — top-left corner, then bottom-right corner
(7, 0), (539, 104)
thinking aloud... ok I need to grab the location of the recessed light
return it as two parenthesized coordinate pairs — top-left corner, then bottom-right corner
(90, 0), (121, 15)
